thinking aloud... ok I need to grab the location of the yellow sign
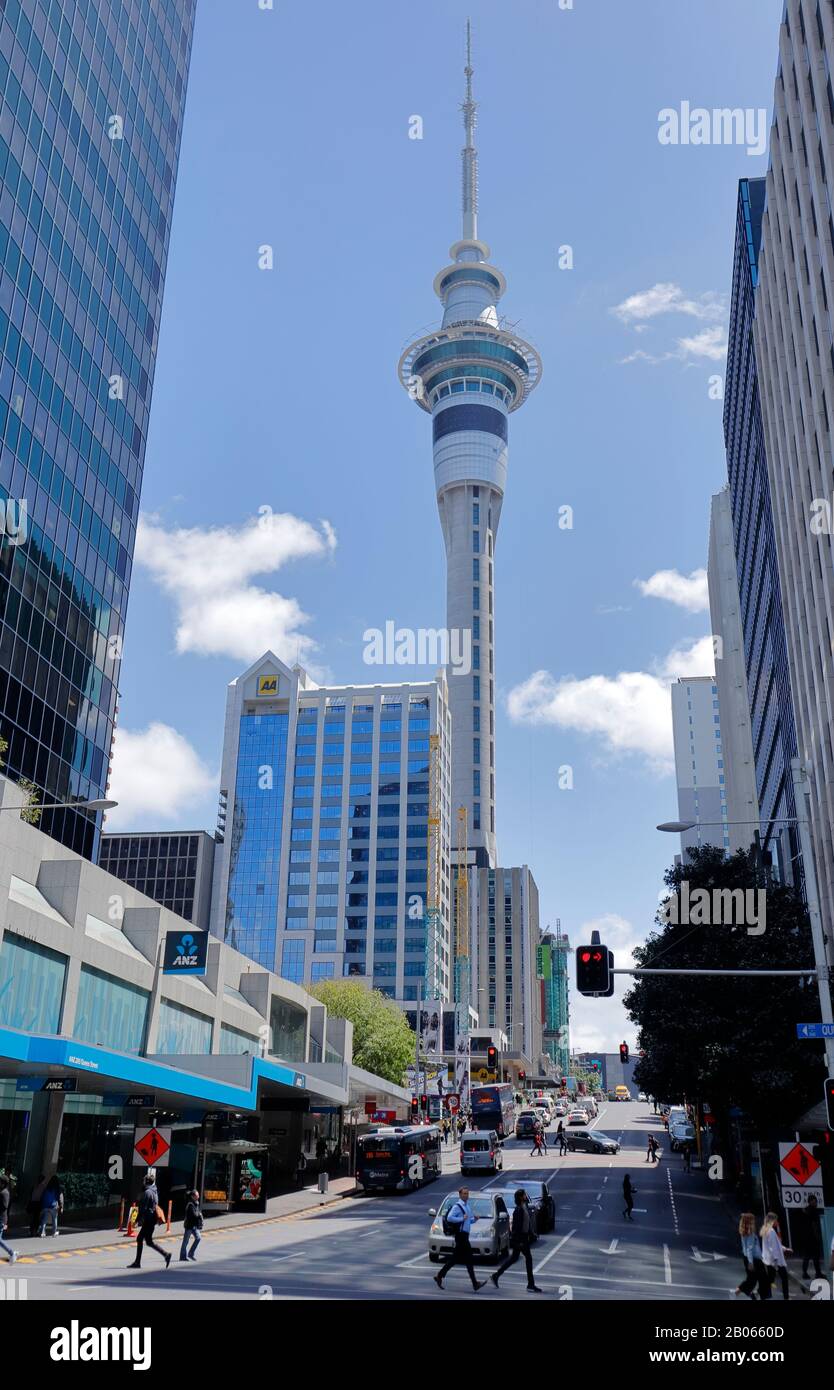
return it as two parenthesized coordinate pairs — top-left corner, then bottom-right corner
(257, 675), (278, 696)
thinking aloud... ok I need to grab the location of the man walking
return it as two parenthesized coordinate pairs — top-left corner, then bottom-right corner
(0, 1176), (19, 1264)
(128, 1172), (171, 1270)
(179, 1189), (203, 1263)
(490, 1189), (543, 1293)
(556, 1121), (567, 1156)
(682, 1142), (692, 1173)
(433, 1187), (486, 1292)
(622, 1173), (636, 1221)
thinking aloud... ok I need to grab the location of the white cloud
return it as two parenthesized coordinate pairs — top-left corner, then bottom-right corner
(506, 634), (714, 774)
(106, 723), (216, 830)
(674, 325), (728, 361)
(634, 568), (709, 613)
(611, 282), (726, 325)
(135, 511), (337, 664)
(569, 914), (643, 1052)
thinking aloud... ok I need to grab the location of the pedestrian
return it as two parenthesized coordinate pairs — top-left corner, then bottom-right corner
(797, 1194), (823, 1281)
(433, 1187), (486, 1292)
(179, 1189), (203, 1262)
(27, 1173), (47, 1237)
(622, 1173), (636, 1221)
(760, 1212), (791, 1300)
(734, 1213), (770, 1300)
(295, 1149), (308, 1189)
(491, 1189), (543, 1293)
(530, 1127), (544, 1158)
(127, 1173), (171, 1270)
(646, 1136), (655, 1163)
(557, 1122), (567, 1156)
(315, 1136), (327, 1165)
(682, 1142), (691, 1173)
(0, 1176), (19, 1264)
(37, 1174), (63, 1237)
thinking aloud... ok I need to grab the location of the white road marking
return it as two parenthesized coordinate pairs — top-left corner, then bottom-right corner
(533, 1227), (575, 1274)
(585, 1209), (593, 1218)
(595, 1192), (602, 1200)
(664, 1244), (672, 1285)
(397, 1250), (432, 1268)
(599, 1239), (621, 1254)
(666, 1166), (680, 1236)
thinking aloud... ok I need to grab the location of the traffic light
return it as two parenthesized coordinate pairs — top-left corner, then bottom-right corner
(487, 1045), (497, 1073)
(420, 1093), (428, 1112)
(619, 1042), (630, 1064)
(519, 1070), (526, 1083)
(411, 1095), (419, 1119)
(825, 1076), (834, 1130)
(576, 944), (611, 996)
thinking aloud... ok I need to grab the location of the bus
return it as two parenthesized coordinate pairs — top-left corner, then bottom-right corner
(355, 1125), (442, 1193)
(470, 1083), (517, 1139)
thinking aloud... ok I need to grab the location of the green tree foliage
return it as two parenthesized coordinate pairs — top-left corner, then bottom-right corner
(307, 979), (415, 1086)
(0, 734), (42, 823)
(625, 845), (825, 1136)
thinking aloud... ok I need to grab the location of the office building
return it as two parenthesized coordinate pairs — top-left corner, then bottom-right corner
(209, 651), (452, 1004)
(99, 829), (216, 931)
(752, 0), (834, 930)
(0, 772), (408, 1214)
(471, 863), (544, 1068)
(399, 25), (541, 867)
(0, 0), (197, 858)
(670, 676), (731, 858)
(539, 926), (570, 1075)
(722, 176), (799, 880)
(707, 489), (760, 844)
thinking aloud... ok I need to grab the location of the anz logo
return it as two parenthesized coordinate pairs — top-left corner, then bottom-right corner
(172, 934), (199, 968)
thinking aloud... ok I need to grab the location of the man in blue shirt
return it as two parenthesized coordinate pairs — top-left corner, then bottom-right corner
(434, 1187), (486, 1292)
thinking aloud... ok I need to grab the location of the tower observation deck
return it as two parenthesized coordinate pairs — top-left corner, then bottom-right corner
(398, 21), (541, 867)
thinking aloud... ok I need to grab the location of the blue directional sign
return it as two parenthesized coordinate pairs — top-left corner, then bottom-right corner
(796, 1022), (834, 1039)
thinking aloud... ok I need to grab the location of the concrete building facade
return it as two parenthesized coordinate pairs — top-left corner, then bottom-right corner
(752, 0), (834, 931)
(671, 675), (731, 858)
(471, 863), (544, 1069)
(99, 829), (216, 932)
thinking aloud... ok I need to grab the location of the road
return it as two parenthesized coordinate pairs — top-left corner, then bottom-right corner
(16, 1102), (747, 1301)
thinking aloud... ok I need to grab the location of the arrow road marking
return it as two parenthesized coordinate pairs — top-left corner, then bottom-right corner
(600, 1239), (621, 1254)
(690, 1246), (727, 1262)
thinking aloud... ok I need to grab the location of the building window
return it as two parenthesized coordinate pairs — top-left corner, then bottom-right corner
(311, 962), (335, 981)
(0, 933), (67, 1034)
(75, 966), (148, 1055)
(157, 1000), (212, 1055)
(280, 940), (306, 986)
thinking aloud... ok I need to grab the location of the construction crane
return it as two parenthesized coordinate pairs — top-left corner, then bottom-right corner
(423, 733), (443, 1001)
(454, 805), (470, 1035)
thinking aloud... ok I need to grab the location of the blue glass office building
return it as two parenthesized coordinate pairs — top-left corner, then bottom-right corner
(723, 178), (799, 873)
(0, 0), (196, 856)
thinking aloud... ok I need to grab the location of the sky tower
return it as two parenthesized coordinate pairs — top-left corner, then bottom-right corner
(399, 21), (542, 868)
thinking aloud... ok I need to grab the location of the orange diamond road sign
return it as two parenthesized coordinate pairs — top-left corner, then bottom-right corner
(134, 1126), (171, 1168)
(778, 1142), (820, 1186)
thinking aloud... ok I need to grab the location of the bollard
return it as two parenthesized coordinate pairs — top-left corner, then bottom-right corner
(318, 1171), (329, 1195)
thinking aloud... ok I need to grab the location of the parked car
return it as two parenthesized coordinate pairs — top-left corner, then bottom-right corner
(567, 1108), (588, 1125)
(516, 1110), (541, 1138)
(428, 1191), (511, 1263)
(493, 1180), (556, 1236)
(566, 1129), (620, 1156)
(460, 1130), (503, 1175)
(669, 1122), (695, 1153)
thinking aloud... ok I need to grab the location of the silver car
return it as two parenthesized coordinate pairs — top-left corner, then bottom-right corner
(428, 1191), (511, 1263)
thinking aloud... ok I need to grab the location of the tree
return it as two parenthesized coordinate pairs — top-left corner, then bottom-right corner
(307, 979), (415, 1086)
(625, 845), (825, 1160)
(0, 734), (42, 824)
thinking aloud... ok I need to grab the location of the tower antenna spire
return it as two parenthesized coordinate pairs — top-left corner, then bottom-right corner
(461, 17), (478, 242)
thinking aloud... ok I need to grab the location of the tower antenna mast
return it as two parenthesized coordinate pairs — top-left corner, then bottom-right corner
(461, 17), (478, 242)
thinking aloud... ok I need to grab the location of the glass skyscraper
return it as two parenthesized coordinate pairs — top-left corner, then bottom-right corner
(0, 0), (197, 856)
(723, 176), (799, 877)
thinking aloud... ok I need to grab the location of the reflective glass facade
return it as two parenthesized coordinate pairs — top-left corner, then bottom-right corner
(74, 962), (147, 1053)
(723, 178), (799, 868)
(225, 712), (289, 967)
(156, 998), (211, 1054)
(0, 929), (65, 1030)
(0, 0), (197, 857)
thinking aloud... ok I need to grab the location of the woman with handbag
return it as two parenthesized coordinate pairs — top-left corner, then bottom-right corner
(128, 1173), (171, 1270)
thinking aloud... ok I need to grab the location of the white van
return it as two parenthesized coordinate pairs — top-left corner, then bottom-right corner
(460, 1130), (503, 1175)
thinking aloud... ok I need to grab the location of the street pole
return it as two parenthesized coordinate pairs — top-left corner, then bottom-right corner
(414, 980), (421, 1119)
(790, 758), (834, 1078)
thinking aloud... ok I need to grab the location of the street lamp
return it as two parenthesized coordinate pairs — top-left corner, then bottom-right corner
(657, 757), (834, 1078)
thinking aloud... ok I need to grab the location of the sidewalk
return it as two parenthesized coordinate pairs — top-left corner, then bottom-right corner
(5, 1176), (358, 1261)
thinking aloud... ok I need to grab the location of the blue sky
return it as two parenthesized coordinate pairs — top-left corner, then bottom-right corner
(111, 0), (784, 1049)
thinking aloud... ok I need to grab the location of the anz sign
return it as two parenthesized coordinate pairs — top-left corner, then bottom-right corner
(163, 930), (209, 977)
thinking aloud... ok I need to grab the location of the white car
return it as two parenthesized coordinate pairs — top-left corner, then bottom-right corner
(531, 1105), (551, 1127)
(638, 1092), (647, 1102)
(567, 1108), (588, 1125)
